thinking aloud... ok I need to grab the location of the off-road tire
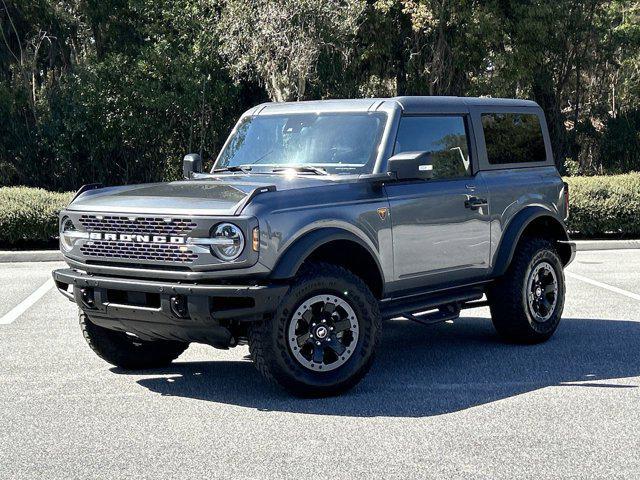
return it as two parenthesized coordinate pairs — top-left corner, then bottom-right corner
(248, 262), (381, 397)
(79, 310), (189, 369)
(488, 237), (565, 344)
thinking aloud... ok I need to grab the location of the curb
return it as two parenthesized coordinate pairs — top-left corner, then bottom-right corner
(0, 250), (63, 263)
(0, 240), (638, 263)
(574, 239), (640, 251)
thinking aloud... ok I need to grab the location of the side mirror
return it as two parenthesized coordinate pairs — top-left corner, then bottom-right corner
(387, 151), (433, 181)
(183, 153), (202, 179)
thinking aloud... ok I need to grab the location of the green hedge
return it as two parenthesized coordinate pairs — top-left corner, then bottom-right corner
(0, 187), (74, 246)
(566, 173), (640, 237)
(0, 175), (638, 247)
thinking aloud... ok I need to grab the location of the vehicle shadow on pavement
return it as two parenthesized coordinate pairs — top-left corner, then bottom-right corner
(128, 317), (640, 417)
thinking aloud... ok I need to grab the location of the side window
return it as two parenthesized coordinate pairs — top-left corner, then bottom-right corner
(394, 116), (472, 179)
(482, 113), (546, 165)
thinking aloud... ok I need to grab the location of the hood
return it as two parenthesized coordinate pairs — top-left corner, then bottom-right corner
(67, 174), (345, 216)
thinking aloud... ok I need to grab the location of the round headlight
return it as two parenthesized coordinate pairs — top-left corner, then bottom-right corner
(60, 217), (77, 252)
(210, 223), (245, 261)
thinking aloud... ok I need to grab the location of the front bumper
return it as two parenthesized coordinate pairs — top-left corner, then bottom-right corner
(52, 268), (288, 347)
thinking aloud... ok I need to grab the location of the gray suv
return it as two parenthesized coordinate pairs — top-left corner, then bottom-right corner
(53, 97), (576, 397)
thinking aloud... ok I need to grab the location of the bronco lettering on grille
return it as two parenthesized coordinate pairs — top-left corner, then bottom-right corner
(87, 232), (186, 244)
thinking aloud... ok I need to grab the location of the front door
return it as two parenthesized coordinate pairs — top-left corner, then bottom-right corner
(385, 115), (491, 286)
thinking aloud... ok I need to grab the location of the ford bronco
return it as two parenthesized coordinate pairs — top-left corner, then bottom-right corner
(53, 97), (575, 397)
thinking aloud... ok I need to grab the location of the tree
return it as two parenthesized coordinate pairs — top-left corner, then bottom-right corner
(372, 0), (501, 96)
(218, 0), (364, 102)
(2, 0), (640, 189)
(0, 0), (252, 190)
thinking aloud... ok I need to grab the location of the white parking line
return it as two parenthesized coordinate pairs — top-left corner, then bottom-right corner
(0, 279), (54, 325)
(566, 271), (640, 302)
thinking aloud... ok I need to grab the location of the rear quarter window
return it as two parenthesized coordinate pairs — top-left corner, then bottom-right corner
(481, 113), (546, 165)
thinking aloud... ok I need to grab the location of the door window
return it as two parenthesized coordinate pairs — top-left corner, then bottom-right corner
(393, 116), (472, 179)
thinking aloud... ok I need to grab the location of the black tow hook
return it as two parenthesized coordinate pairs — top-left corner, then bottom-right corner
(170, 295), (189, 319)
(80, 288), (95, 309)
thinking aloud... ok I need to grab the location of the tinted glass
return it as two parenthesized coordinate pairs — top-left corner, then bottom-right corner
(394, 116), (471, 179)
(482, 113), (546, 164)
(215, 112), (386, 175)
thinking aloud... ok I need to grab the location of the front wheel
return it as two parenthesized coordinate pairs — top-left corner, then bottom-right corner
(248, 262), (381, 397)
(488, 237), (566, 344)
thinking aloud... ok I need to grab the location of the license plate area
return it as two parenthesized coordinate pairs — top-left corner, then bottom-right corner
(106, 289), (161, 308)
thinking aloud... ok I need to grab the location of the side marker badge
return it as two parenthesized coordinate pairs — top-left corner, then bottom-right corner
(377, 207), (388, 221)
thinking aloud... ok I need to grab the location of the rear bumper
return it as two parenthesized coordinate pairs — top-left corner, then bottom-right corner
(52, 268), (288, 347)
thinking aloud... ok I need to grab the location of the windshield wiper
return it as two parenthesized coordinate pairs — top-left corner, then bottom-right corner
(213, 165), (252, 174)
(272, 166), (328, 176)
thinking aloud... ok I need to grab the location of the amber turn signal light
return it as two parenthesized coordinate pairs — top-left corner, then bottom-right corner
(252, 227), (260, 252)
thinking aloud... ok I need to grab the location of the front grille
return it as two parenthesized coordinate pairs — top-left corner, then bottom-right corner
(79, 215), (197, 236)
(78, 215), (199, 264)
(81, 240), (198, 263)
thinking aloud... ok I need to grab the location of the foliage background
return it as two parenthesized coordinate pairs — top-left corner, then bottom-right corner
(565, 173), (640, 237)
(0, 186), (72, 245)
(4, 175), (639, 246)
(1, 0), (639, 192)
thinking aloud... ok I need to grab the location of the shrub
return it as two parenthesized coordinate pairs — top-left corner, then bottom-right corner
(566, 173), (640, 237)
(1, 176), (639, 248)
(599, 110), (640, 174)
(0, 187), (74, 247)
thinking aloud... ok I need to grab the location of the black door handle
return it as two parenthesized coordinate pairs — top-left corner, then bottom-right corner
(465, 196), (488, 209)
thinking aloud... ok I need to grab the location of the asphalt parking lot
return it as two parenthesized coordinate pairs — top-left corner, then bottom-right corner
(1, 250), (639, 479)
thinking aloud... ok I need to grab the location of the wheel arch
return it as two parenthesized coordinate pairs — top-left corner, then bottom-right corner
(493, 206), (572, 277)
(270, 228), (385, 299)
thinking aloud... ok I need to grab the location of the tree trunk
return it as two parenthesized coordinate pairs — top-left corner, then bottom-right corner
(393, 5), (412, 96)
(531, 69), (568, 172)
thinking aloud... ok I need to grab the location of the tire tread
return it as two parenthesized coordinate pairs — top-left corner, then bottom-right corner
(249, 262), (381, 397)
(79, 310), (188, 369)
(489, 237), (565, 344)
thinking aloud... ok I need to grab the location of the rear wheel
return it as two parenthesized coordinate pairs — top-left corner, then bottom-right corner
(249, 262), (381, 397)
(488, 237), (565, 344)
(79, 310), (188, 369)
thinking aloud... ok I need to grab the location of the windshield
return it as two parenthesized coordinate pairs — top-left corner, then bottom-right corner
(214, 112), (387, 175)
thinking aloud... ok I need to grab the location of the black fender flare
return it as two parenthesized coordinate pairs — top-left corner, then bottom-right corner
(269, 227), (384, 282)
(493, 206), (571, 277)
